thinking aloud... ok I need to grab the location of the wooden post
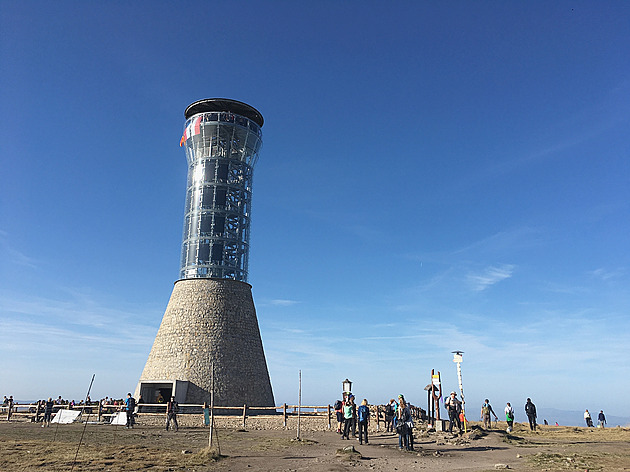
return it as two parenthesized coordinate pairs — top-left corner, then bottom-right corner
(209, 362), (214, 448)
(376, 405), (380, 432)
(35, 401), (42, 423)
(242, 404), (247, 429)
(296, 370), (301, 440)
(283, 403), (287, 428)
(327, 405), (331, 429)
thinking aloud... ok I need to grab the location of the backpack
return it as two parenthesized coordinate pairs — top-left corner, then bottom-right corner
(385, 404), (394, 416)
(358, 405), (368, 422)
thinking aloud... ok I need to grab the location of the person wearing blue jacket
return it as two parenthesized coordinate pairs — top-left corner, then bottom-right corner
(357, 399), (370, 445)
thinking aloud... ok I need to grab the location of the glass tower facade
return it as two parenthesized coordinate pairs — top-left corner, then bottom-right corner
(179, 99), (263, 282)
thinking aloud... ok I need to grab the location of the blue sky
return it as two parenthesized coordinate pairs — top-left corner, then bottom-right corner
(1, 1), (629, 421)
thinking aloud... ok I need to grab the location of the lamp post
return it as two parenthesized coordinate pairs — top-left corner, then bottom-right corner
(342, 379), (352, 401)
(452, 350), (467, 433)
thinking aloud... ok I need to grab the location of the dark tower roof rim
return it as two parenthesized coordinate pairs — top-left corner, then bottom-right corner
(184, 98), (264, 127)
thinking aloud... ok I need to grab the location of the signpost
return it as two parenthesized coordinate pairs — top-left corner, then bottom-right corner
(430, 369), (442, 424)
(452, 351), (467, 433)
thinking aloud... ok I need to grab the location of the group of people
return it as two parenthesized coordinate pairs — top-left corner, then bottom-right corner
(381, 396), (415, 450)
(333, 394), (415, 450)
(118, 393), (179, 431)
(334, 394), (371, 445)
(444, 395), (539, 434)
(584, 409), (607, 428)
(2, 396), (15, 420)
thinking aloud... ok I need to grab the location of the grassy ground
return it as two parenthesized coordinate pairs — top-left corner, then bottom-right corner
(1, 419), (629, 471)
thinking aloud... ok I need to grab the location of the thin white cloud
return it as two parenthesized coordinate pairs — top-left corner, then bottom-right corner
(590, 267), (625, 281)
(467, 264), (515, 291)
(269, 299), (299, 306)
(0, 231), (37, 269)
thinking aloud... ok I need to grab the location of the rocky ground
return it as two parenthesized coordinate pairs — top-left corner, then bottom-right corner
(1, 416), (629, 471)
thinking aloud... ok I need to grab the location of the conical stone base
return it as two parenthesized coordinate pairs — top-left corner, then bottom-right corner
(136, 278), (274, 406)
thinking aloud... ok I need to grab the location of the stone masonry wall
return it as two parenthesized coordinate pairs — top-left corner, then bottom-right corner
(137, 278), (275, 406)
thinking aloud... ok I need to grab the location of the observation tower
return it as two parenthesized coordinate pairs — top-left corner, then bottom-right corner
(135, 99), (275, 407)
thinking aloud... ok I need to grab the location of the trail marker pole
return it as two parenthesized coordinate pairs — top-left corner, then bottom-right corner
(452, 351), (467, 433)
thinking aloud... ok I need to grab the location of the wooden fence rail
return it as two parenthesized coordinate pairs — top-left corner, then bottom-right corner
(1, 402), (425, 431)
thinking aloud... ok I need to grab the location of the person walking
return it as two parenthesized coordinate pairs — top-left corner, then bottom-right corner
(357, 399), (370, 445)
(6, 396), (14, 421)
(384, 399), (396, 433)
(349, 395), (358, 437)
(125, 393), (136, 429)
(396, 395), (413, 451)
(202, 402), (210, 427)
(505, 402), (515, 432)
(584, 409), (593, 427)
(598, 410), (606, 428)
(525, 398), (537, 431)
(445, 392), (462, 434)
(342, 398), (353, 439)
(165, 396), (178, 432)
(481, 399), (499, 429)
(42, 398), (54, 427)
(333, 398), (343, 434)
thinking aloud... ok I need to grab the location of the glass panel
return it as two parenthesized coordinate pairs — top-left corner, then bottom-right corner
(211, 243), (224, 263)
(215, 187), (227, 206)
(217, 162), (228, 181)
(200, 216), (212, 234)
(213, 215), (225, 235)
(198, 241), (210, 262)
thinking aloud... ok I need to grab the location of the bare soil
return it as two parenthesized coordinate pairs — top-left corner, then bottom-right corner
(1, 417), (629, 471)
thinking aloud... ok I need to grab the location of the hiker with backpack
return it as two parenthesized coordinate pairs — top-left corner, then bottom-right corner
(445, 391), (462, 434)
(125, 393), (136, 429)
(357, 399), (370, 445)
(481, 399), (498, 429)
(384, 398), (396, 433)
(396, 394), (414, 451)
(333, 398), (344, 434)
(525, 398), (537, 431)
(505, 402), (515, 432)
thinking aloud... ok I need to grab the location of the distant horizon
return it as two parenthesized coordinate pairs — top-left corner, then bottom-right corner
(8, 395), (629, 429)
(2, 1), (629, 419)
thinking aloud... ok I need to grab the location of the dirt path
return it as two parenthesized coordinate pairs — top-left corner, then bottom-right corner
(1, 420), (629, 471)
